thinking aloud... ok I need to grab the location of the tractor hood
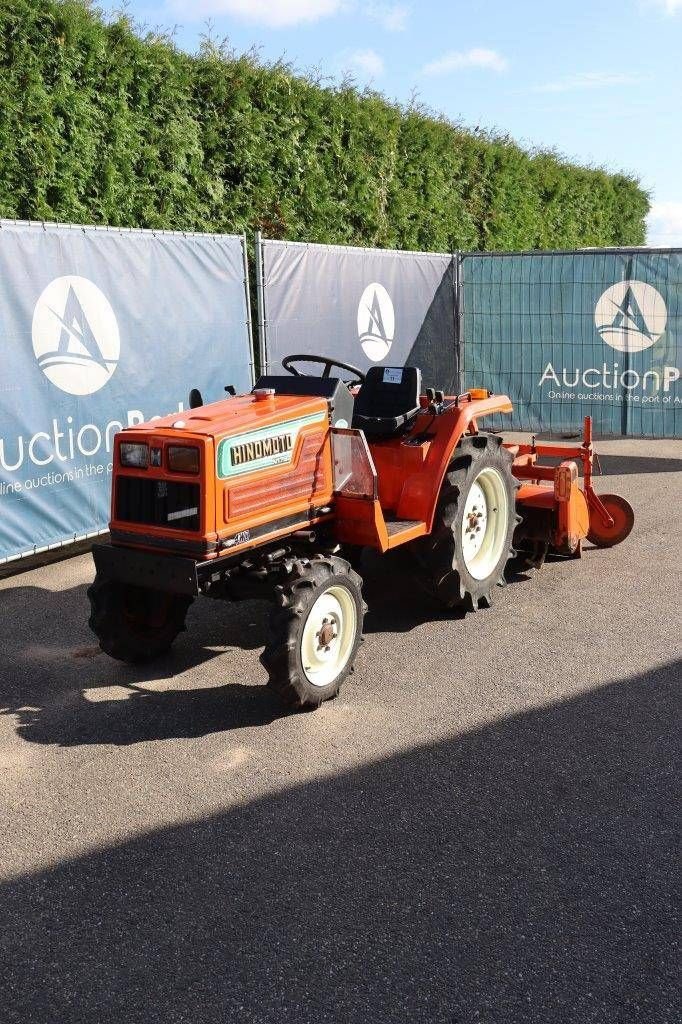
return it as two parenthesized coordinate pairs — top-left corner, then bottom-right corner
(110, 390), (334, 559)
(125, 392), (330, 442)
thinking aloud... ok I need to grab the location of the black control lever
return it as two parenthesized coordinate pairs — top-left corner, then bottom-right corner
(427, 388), (446, 415)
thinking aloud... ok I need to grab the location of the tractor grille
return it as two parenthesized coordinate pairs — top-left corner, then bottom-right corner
(116, 477), (200, 532)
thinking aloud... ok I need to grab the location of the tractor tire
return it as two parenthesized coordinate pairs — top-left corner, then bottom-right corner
(88, 575), (193, 663)
(261, 555), (365, 709)
(411, 433), (518, 611)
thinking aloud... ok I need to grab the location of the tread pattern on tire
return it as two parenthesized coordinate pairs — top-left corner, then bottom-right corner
(411, 433), (519, 610)
(260, 554), (365, 710)
(88, 575), (192, 663)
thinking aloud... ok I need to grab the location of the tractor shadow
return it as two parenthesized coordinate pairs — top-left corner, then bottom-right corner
(0, 580), (288, 748)
(360, 546), (535, 635)
(8, 679), (286, 747)
(0, 549), (570, 747)
(361, 549), (446, 634)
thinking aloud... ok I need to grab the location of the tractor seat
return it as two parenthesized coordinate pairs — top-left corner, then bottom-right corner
(352, 366), (422, 439)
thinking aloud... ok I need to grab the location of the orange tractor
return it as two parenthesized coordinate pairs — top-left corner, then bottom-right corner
(89, 356), (634, 707)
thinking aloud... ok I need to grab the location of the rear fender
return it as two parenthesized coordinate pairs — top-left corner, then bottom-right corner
(395, 394), (513, 529)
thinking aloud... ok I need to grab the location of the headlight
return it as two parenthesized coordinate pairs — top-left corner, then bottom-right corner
(120, 442), (148, 468)
(167, 445), (200, 474)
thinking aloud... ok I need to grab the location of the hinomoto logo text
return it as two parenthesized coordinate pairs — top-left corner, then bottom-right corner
(217, 411), (327, 480)
(231, 432), (293, 467)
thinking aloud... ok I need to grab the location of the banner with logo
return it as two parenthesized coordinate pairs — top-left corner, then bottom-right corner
(258, 238), (458, 392)
(0, 221), (253, 562)
(460, 250), (681, 437)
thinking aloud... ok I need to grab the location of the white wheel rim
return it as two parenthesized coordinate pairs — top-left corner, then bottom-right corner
(300, 585), (357, 687)
(461, 467), (509, 581)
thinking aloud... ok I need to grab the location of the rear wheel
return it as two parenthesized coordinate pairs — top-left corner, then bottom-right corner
(88, 575), (192, 663)
(411, 433), (518, 610)
(261, 555), (365, 709)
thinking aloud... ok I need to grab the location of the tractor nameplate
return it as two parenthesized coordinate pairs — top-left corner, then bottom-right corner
(216, 412), (327, 479)
(231, 432), (292, 467)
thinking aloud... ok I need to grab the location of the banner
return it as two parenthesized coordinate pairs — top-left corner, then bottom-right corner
(0, 221), (253, 562)
(259, 238), (458, 393)
(460, 250), (681, 437)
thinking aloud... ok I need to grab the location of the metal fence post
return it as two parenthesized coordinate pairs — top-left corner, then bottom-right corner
(254, 230), (267, 375)
(453, 250), (463, 394)
(241, 232), (255, 386)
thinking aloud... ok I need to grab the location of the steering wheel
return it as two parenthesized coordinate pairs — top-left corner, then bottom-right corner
(281, 354), (366, 387)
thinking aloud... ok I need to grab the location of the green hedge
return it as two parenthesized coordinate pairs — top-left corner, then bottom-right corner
(0, 0), (649, 248)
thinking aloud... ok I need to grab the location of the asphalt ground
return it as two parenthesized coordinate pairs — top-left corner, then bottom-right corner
(1, 435), (680, 1024)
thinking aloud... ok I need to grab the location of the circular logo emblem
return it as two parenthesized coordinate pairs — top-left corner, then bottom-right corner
(357, 282), (395, 362)
(594, 280), (667, 353)
(32, 275), (120, 395)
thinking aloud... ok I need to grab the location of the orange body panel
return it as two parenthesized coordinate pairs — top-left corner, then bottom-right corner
(109, 392), (333, 560)
(226, 429), (327, 520)
(367, 394), (513, 531)
(516, 482), (589, 553)
(333, 496), (390, 549)
(334, 393), (514, 551)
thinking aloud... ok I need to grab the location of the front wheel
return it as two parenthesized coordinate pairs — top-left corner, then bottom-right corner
(88, 575), (193, 663)
(261, 555), (365, 709)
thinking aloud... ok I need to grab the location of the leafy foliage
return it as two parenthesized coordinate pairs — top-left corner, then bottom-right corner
(0, 0), (649, 247)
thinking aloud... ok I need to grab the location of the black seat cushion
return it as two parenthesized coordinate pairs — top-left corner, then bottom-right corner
(352, 366), (422, 438)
